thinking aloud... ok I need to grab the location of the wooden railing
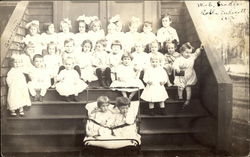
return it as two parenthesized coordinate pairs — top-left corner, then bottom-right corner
(1, 1), (29, 64)
(185, 2), (233, 154)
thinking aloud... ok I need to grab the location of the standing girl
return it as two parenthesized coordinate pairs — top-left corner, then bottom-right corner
(141, 56), (172, 115)
(6, 56), (31, 116)
(75, 15), (90, 52)
(110, 53), (144, 100)
(41, 23), (58, 51)
(173, 42), (203, 107)
(88, 17), (105, 47)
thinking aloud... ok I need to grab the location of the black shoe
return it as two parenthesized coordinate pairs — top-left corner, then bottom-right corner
(182, 100), (190, 109)
(39, 96), (43, 102)
(160, 108), (167, 115)
(31, 96), (35, 102)
(65, 96), (71, 102)
(148, 109), (155, 116)
(34, 94), (40, 101)
(73, 95), (80, 102)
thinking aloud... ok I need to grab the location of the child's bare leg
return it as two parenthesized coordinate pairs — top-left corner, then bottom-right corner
(149, 102), (155, 115)
(159, 101), (167, 115)
(178, 87), (184, 99)
(183, 86), (191, 107)
(19, 107), (24, 116)
(159, 101), (165, 108)
(122, 91), (128, 98)
(128, 91), (137, 100)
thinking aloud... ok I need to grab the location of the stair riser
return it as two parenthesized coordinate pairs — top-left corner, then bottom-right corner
(6, 119), (85, 131)
(141, 133), (199, 146)
(140, 117), (203, 130)
(2, 134), (84, 147)
(24, 104), (86, 116)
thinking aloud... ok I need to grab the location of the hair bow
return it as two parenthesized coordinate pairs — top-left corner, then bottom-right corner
(25, 20), (39, 29)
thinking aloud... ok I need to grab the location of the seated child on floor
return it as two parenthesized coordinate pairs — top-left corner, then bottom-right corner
(141, 55), (172, 115)
(28, 54), (50, 102)
(6, 56), (31, 116)
(110, 53), (144, 100)
(55, 57), (88, 102)
(173, 42), (203, 108)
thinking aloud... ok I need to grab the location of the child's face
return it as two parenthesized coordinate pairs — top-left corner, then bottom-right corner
(99, 102), (109, 112)
(108, 24), (116, 34)
(33, 57), (44, 68)
(92, 23), (101, 32)
(64, 41), (74, 53)
(47, 24), (55, 34)
(26, 47), (35, 56)
(95, 43), (104, 52)
(83, 43), (91, 52)
(61, 23), (70, 33)
(162, 17), (171, 28)
(167, 44), (175, 54)
(111, 45), (121, 54)
(182, 49), (192, 59)
(118, 106), (129, 115)
(129, 24), (138, 33)
(135, 44), (143, 53)
(29, 26), (38, 36)
(64, 59), (74, 70)
(13, 59), (22, 68)
(116, 22), (122, 32)
(151, 58), (159, 68)
(150, 42), (159, 53)
(143, 25), (152, 33)
(79, 22), (86, 33)
(48, 45), (56, 55)
(122, 57), (131, 66)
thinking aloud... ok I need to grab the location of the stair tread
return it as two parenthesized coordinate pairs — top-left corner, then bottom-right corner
(2, 146), (81, 153)
(3, 129), (85, 135)
(140, 113), (208, 118)
(141, 144), (209, 151)
(140, 128), (201, 134)
(6, 114), (87, 120)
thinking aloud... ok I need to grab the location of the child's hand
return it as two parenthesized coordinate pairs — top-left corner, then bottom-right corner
(147, 81), (153, 85)
(160, 81), (165, 86)
(168, 82), (173, 87)
(176, 68), (181, 73)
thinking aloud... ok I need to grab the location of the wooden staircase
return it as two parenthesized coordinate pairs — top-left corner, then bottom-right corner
(1, 1), (233, 156)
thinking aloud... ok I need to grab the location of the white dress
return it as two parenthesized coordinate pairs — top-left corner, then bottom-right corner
(6, 68), (31, 110)
(75, 52), (97, 82)
(107, 52), (122, 80)
(156, 26), (179, 45)
(105, 32), (125, 52)
(91, 51), (109, 71)
(55, 69), (88, 96)
(22, 34), (43, 55)
(44, 54), (62, 78)
(57, 32), (75, 50)
(132, 51), (150, 71)
(124, 32), (141, 51)
(88, 30), (105, 46)
(74, 33), (90, 52)
(28, 67), (51, 96)
(140, 32), (156, 46)
(173, 53), (199, 89)
(110, 64), (145, 92)
(40, 33), (58, 49)
(141, 66), (169, 102)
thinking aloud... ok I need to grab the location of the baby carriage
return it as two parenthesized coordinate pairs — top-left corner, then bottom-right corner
(82, 96), (141, 156)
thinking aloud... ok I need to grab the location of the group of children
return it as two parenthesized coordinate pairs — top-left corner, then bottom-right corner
(6, 14), (203, 116)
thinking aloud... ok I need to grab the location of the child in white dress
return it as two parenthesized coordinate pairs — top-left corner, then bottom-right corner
(28, 54), (51, 102)
(76, 40), (97, 82)
(124, 16), (141, 52)
(110, 53), (144, 100)
(55, 57), (88, 101)
(22, 20), (43, 55)
(41, 23), (58, 52)
(163, 41), (180, 83)
(140, 21), (156, 52)
(86, 96), (114, 138)
(6, 56), (31, 116)
(157, 14), (179, 48)
(74, 15), (90, 52)
(57, 18), (75, 51)
(91, 39), (111, 87)
(43, 42), (62, 87)
(131, 41), (150, 79)
(148, 40), (165, 67)
(107, 40), (123, 82)
(141, 55), (172, 115)
(88, 17), (105, 47)
(173, 42), (203, 107)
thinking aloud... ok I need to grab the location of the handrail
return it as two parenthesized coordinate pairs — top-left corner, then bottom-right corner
(185, 2), (232, 84)
(1, 1), (29, 65)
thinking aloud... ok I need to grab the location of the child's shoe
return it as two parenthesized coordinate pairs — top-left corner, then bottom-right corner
(182, 100), (190, 109)
(148, 108), (155, 116)
(65, 96), (71, 102)
(73, 95), (80, 102)
(10, 110), (17, 116)
(39, 96), (43, 102)
(159, 108), (167, 115)
(19, 108), (24, 116)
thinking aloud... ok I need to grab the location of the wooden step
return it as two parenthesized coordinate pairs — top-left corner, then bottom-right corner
(2, 146), (80, 153)
(141, 144), (210, 151)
